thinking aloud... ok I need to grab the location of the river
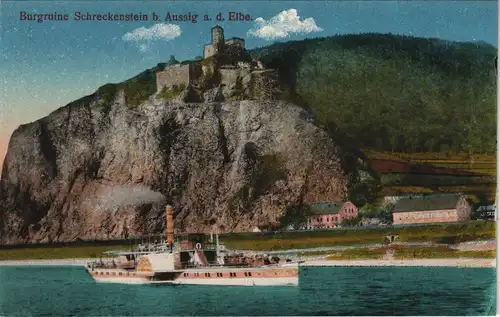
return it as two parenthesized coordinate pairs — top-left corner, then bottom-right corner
(0, 266), (495, 315)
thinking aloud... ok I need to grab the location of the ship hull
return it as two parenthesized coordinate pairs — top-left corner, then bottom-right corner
(89, 276), (298, 286)
(171, 276), (298, 286)
(86, 265), (299, 286)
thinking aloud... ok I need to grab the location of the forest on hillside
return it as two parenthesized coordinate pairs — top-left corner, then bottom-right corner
(251, 33), (497, 154)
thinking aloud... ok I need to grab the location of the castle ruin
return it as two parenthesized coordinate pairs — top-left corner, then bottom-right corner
(203, 25), (245, 59)
(155, 25), (280, 101)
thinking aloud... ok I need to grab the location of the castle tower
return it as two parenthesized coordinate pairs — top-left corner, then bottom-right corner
(211, 25), (224, 54)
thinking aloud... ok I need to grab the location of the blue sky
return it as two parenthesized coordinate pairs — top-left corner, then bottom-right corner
(0, 0), (498, 168)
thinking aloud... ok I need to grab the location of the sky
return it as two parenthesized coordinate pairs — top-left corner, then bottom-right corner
(0, 0), (498, 173)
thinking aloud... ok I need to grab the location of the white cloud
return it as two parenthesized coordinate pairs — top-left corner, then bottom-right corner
(123, 23), (181, 42)
(247, 9), (323, 40)
(138, 43), (151, 53)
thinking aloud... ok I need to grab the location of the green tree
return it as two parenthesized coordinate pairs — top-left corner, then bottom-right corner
(167, 55), (180, 66)
(341, 215), (362, 227)
(348, 179), (383, 207)
(279, 204), (313, 230)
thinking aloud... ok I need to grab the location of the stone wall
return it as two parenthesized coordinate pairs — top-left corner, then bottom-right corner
(225, 38), (244, 48)
(156, 63), (203, 92)
(156, 65), (190, 92)
(204, 44), (215, 59)
(392, 209), (459, 225)
(189, 63), (203, 83)
(246, 69), (280, 100)
(219, 68), (250, 86)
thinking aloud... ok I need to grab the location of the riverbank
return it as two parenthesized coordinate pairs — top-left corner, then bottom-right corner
(0, 258), (92, 266)
(303, 258), (496, 268)
(0, 257), (495, 268)
(221, 221), (495, 251)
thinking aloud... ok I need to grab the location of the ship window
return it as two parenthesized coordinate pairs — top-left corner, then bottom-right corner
(106, 272), (110, 275)
(248, 272), (252, 277)
(244, 272), (248, 276)
(119, 272), (122, 276)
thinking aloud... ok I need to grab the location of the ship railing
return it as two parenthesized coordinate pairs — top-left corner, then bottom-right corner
(175, 262), (292, 269)
(177, 262), (233, 269)
(86, 258), (129, 270)
(177, 262), (287, 269)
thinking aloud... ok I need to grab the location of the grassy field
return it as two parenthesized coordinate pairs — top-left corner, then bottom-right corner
(0, 222), (494, 260)
(363, 148), (496, 174)
(324, 245), (496, 260)
(362, 148), (496, 203)
(221, 221), (495, 251)
(0, 245), (130, 261)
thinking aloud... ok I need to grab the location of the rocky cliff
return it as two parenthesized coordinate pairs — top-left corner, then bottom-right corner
(0, 88), (351, 244)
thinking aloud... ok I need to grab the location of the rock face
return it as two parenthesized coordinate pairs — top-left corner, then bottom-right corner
(0, 91), (350, 244)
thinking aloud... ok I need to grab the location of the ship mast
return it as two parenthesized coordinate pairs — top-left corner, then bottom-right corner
(216, 229), (222, 265)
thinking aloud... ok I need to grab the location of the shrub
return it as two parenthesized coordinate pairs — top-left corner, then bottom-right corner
(158, 83), (186, 100)
(123, 69), (157, 107)
(199, 69), (220, 89)
(96, 83), (120, 106)
(229, 77), (244, 100)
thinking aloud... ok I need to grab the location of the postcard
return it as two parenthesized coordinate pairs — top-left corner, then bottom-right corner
(0, 1), (497, 316)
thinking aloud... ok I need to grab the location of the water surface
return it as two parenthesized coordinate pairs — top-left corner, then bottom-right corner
(0, 266), (495, 316)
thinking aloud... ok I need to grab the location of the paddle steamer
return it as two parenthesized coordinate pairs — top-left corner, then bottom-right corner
(85, 205), (299, 286)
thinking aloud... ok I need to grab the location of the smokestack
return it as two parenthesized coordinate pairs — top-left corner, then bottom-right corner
(165, 205), (174, 245)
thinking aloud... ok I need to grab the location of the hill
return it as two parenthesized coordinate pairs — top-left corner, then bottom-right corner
(251, 33), (497, 154)
(1, 32), (496, 243)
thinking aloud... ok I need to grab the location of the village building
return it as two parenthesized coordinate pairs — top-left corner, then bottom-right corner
(392, 194), (472, 225)
(304, 201), (358, 230)
(475, 204), (496, 220)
